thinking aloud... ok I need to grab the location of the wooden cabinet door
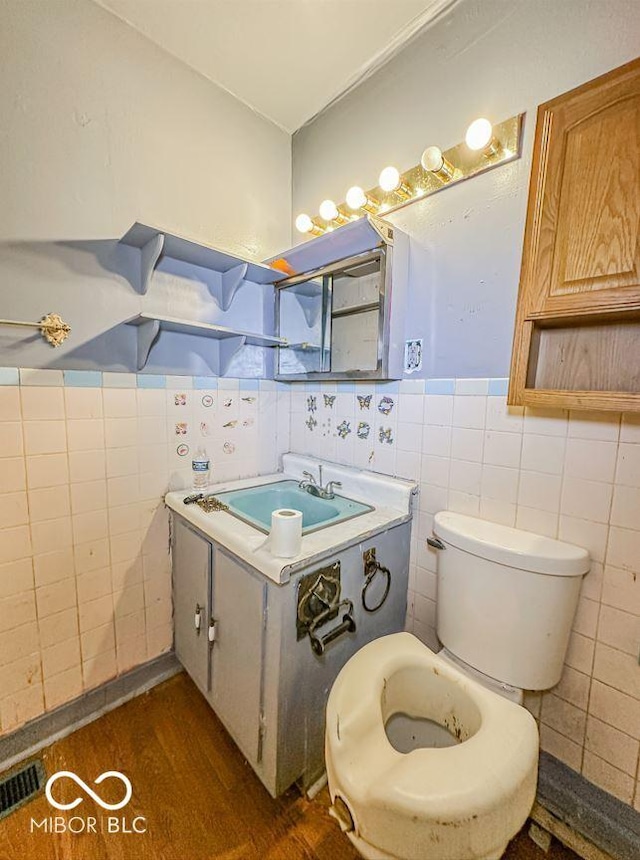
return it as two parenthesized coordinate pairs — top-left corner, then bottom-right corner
(172, 518), (211, 696)
(524, 59), (640, 316)
(209, 547), (267, 766)
(510, 57), (640, 412)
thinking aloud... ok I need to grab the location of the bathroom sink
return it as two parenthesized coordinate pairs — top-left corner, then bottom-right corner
(213, 480), (373, 534)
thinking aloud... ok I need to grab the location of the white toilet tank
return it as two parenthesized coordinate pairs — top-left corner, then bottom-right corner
(433, 511), (590, 690)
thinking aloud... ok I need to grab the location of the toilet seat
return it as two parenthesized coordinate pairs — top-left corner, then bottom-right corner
(325, 632), (539, 860)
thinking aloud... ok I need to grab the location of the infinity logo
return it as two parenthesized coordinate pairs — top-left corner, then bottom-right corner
(45, 771), (133, 811)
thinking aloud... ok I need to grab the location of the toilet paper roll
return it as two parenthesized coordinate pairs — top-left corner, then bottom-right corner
(270, 508), (303, 558)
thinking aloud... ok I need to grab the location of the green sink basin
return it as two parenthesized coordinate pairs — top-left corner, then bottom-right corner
(214, 480), (373, 534)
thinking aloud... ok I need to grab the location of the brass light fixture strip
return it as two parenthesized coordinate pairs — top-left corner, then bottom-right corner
(310, 114), (523, 231)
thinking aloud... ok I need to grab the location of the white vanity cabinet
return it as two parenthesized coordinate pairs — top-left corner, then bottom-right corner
(171, 511), (412, 797)
(172, 519), (267, 768)
(172, 518), (211, 696)
(209, 547), (266, 765)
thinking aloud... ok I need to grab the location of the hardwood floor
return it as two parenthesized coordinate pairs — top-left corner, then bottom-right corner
(0, 672), (579, 860)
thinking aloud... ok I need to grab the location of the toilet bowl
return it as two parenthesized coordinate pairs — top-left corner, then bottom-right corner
(325, 632), (539, 860)
(325, 512), (589, 860)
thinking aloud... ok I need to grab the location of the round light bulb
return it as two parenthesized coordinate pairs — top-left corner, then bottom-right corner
(346, 185), (367, 211)
(295, 213), (314, 234)
(319, 199), (339, 221)
(379, 166), (401, 193)
(465, 118), (493, 151)
(421, 146), (444, 173)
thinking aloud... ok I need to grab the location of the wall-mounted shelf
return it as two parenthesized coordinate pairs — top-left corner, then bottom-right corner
(286, 343), (322, 352)
(126, 313), (287, 375)
(120, 222), (286, 307)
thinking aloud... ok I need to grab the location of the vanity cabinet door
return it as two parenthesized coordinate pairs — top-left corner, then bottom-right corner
(209, 548), (267, 765)
(509, 56), (640, 412)
(172, 518), (211, 696)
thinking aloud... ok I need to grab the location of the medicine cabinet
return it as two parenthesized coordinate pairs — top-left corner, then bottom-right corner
(273, 217), (409, 381)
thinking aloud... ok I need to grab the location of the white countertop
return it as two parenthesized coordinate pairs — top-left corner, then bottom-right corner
(165, 455), (417, 585)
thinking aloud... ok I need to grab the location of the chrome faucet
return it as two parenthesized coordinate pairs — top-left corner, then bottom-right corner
(298, 465), (342, 500)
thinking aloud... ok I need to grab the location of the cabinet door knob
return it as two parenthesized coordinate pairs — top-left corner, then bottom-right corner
(194, 603), (202, 632)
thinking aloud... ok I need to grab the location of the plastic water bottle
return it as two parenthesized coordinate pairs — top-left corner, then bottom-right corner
(192, 446), (210, 490)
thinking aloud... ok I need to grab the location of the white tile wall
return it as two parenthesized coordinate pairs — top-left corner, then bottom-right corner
(0, 376), (285, 738)
(287, 381), (640, 810)
(1, 371), (639, 812)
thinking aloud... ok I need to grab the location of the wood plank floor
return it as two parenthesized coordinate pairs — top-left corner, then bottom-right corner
(0, 672), (580, 860)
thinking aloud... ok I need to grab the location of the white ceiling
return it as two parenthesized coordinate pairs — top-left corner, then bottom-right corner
(96, 0), (458, 132)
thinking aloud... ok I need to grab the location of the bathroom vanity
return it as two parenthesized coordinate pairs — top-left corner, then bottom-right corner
(166, 455), (416, 796)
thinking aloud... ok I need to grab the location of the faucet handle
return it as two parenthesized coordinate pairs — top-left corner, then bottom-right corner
(302, 470), (316, 484)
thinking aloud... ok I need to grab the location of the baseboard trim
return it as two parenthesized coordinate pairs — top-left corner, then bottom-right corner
(537, 752), (640, 860)
(0, 652), (182, 774)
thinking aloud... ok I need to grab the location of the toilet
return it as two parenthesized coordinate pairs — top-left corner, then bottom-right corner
(325, 511), (590, 860)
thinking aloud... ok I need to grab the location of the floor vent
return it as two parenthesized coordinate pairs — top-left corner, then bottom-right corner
(0, 760), (46, 820)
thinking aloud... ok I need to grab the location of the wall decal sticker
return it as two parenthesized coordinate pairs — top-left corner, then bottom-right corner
(378, 396), (394, 415)
(379, 426), (394, 444)
(337, 420), (351, 438)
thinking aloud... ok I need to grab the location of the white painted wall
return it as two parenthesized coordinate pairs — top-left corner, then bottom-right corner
(0, 0), (290, 261)
(0, 0), (291, 377)
(292, 0), (640, 378)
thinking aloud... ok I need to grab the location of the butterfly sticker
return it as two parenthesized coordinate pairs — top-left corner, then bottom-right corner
(323, 394), (336, 408)
(357, 394), (372, 410)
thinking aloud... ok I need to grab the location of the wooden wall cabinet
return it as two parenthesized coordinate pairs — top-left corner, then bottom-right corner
(509, 57), (640, 412)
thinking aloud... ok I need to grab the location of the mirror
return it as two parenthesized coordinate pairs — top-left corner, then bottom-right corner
(276, 250), (385, 380)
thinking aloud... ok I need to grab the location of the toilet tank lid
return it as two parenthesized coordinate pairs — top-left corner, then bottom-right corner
(433, 511), (590, 576)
